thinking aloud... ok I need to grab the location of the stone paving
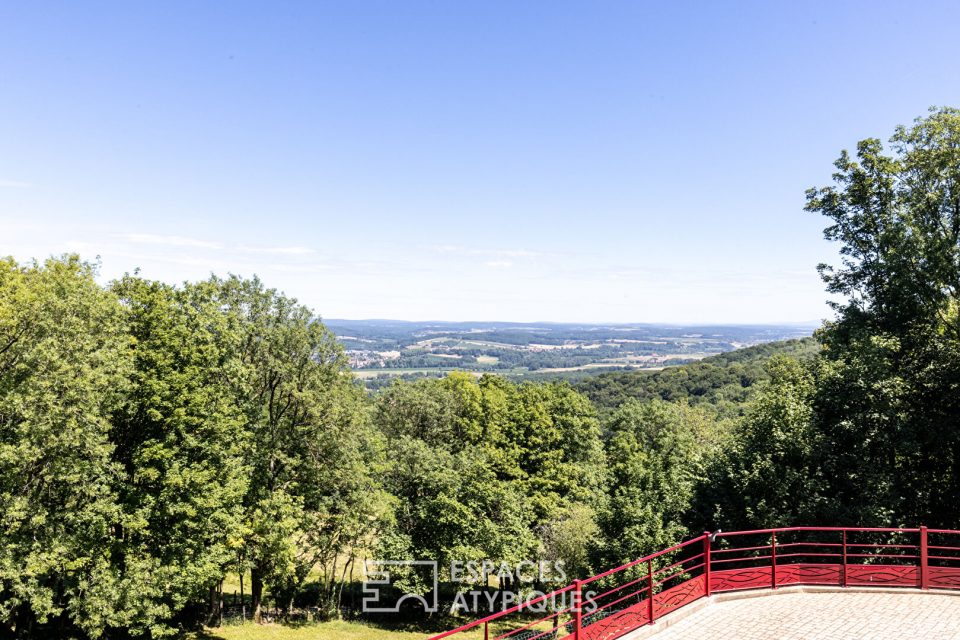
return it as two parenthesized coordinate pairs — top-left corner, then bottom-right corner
(643, 590), (960, 639)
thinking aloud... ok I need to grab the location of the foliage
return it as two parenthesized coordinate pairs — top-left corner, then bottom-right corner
(576, 338), (820, 418)
(702, 108), (960, 531)
(211, 276), (389, 618)
(0, 262), (394, 637)
(694, 356), (823, 530)
(596, 399), (721, 567)
(373, 374), (607, 586)
(803, 108), (960, 527)
(510, 382), (606, 522)
(0, 257), (127, 638)
(109, 276), (250, 636)
(807, 107), (960, 343)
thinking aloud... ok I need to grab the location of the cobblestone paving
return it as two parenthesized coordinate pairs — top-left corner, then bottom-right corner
(648, 591), (960, 639)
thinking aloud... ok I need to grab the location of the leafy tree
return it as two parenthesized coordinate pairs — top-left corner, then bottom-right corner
(374, 375), (536, 584)
(596, 399), (717, 567)
(803, 107), (960, 527)
(0, 257), (127, 638)
(698, 357), (824, 530)
(510, 382), (606, 524)
(380, 436), (534, 584)
(212, 276), (386, 619)
(705, 108), (960, 531)
(375, 372), (485, 450)
(807, 107), (960, 343)
(535, 503), (598, 579)
(374, 375), (608, 589)
(109, 275), (249, 634)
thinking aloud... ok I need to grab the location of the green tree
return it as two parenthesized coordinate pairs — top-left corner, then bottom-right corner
(0, 257), (127, 638)
(213, 276), (386, 619)
(535, 503), (599, 579)
(374, 375), (536, 585)
(706, 107), (960, 531)
(701, 357), (824, 530)
(803, 107), (960, 527)
(375, 372), (485, 449)
(807, 106), (960, 342)
(373, 375), (609, 588)
(510, 382), (606, 524)
(109, 275), (250, 634)
(596, 399), (716, 566)
(380, 436), (534, 584)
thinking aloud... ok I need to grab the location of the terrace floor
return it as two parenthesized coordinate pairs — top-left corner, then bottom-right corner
(625, 588), (960, 640)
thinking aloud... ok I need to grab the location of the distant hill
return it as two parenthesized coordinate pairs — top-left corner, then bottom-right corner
(574, 337), (821, 417)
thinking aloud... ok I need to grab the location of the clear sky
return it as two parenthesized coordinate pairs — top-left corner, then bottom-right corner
(2, 1), (959, 323)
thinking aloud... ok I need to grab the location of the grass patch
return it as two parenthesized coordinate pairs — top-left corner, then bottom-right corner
(190, 618), (522, 640)
(190, 620), (431, 640)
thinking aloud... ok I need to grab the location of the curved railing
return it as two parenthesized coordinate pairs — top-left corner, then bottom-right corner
(427, 526), (960, 640)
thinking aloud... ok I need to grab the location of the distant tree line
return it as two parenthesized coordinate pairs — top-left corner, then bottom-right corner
(576, 338), (820, 418)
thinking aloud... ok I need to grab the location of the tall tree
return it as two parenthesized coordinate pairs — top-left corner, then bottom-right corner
(709, 107), (960, 531)
(805, 107), (960, 527)
(213, 276), (386, 619)
(0, 257), (127, 638)
(807, 106), (960, 343)
(510, 382), (606, 524)
(596, 399), (717, 567)
(109, 276), (249, 635)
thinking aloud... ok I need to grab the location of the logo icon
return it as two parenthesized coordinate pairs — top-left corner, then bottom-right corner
(362, 560), (439, 613)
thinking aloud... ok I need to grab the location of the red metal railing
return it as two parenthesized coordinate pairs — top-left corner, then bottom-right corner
(427, 526), (960, 640)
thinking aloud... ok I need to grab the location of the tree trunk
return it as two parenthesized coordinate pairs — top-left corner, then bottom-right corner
(208, 584), (221, 626)
(13, 606), (36, 640)
(240, 572), (245, 620)
(251, 567), (264, 624)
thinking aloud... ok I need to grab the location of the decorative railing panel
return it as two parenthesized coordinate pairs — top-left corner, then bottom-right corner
(428, 526), (960, 640)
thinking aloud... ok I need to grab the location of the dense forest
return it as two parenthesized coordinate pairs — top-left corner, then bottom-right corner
(2, 107), (960, 639)
(575, 337), (820, 417)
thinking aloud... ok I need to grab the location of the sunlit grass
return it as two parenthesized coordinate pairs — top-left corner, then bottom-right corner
(189, 617), (544, 640)
(191, 620), (431, 640)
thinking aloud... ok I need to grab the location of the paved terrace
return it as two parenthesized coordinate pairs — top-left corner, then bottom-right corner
(626, 588), (960, 640)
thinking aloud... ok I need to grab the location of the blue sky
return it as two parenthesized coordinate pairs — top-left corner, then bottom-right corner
(2, 1), (959, 323)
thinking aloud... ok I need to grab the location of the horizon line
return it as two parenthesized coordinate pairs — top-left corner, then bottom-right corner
(324, 318), (826, 328)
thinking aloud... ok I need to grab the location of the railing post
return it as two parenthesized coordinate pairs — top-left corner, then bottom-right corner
(573, 579), (582, 639)
(920, 525), (929, 590)
(703, 532), (712, 597)
(647, 559), (655, 625)
(770, 531), (777, 590)
(841, 529), (848, 588)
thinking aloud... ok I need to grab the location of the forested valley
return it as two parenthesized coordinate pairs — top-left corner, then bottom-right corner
(2, 108), (960, 639)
